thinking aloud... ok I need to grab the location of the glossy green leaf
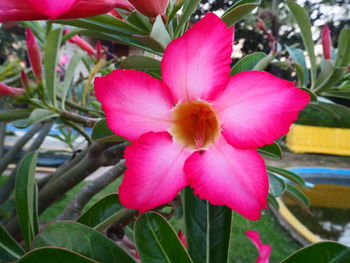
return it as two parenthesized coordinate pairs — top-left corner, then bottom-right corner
(61, 52), (83, 110)
(319, 66), (348, 91)
(15, 151), (39, 249)
(286, 183), (310, 208)
(175, 0), (201, 36)
(44, 27), (62, 106)
(27, 109), (59, 125)
(120, 55), (161, 72)
(184, 187), (232, 263)
(268, 173), (287, 197)
(134, 212), (192, 263)
(287, 1), (316, 88)
(294, 63), (305, 87)
(335, 28), (350, 67)
(0, 109), (31, 122)
(286, 46), (309, 87)
(135, 15), (171, 52)
(258, 142), (282, 158)
(33, 221), (136, 263)
(282, 241), (350, 263)
(266, 166), (305, 186)
(77, 194), (123, 227)
(222, 0), (261, 27)
(18, 247), (97, 263)
(91, 119), (126, 142)
(230, 52), (266, 75)
(127, 12), (152, 32)
(0, 223), (25, 261)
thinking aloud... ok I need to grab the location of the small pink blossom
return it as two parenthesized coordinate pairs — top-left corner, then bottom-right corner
(26, 27), (42, 82)
(322, 24), (332, 60)
(95, 13), (310, 220)
(246, 230), (272, 263)
(0, 82), (25, 97)
(64, 29), (96, 57)
(177, 230), (187, 248)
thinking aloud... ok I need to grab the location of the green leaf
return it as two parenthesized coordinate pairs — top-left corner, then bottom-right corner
(286, 1), (316, 88)
(134, 212), (192, 263)
(127, 12), (152, 32)
(134, 15), (171, 52)
(258, 142), (282, 158)
(33, 221), (136, 263)
(77, 194), (123, 228)
(221, 0), (261, 27)
(175, 0), (201, 36)
(321, 90), (350, 100)
(266, 166), (305, 186)
(18, 247), (97, 263)
(230, 52), (266, 75)
(44, 27), (63, 106)
(0, 109), (31, 122)
(268, 193), (279, 209)
(61, 52), (83, 110)
(286, 183), (310, 208)
(300, 87), (318, 103)
(314, 60), (334, 91)
(0, 224), (25, 261)
(184, 187), (232, 263)
(286, 46), (309, 87)
(15, 151), (39, 249)
(335, 28), (350, 67)
(282, 241), (350, 263)
(268, 172), (287, 197)
(27, 109), (59, 125)
(120, 55), (161, 72)
(91, 119), (126, 142)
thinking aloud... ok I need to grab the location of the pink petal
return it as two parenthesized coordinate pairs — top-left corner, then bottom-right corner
(119, 132), (191, 212)
(212, 71), (310, 149)
(27, 0), (79, 19)
(246, 230), (272, 263)
(0, 0), (130, 22)
(94, 69), (173, 141)
(127, 0), (168, 17)
(184, 136), (268, 220)
(161, 13), (233, 102)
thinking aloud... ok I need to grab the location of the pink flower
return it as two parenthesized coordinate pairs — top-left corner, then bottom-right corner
(95, 13), (310, 220)
(26, 27), (42, 82)
(127, 0), (168, 17)
(246, 230), (272, 263)
(322, 24), (332, 60)
(0, 83), (25, 97)
(0, 0), (133, 22)
(64, 29), (96, 57)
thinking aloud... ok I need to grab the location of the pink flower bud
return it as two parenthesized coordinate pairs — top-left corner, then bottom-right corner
(177, 230), (187, 248)
(256, 18), (266, 32)
(26, 27), (42, 82)
(127, 0), (169, 17)
(65, 29), (96, 57)
(20, 70), (30, 89)
(322, 24), (332, 60)
(0, 82), (25, 97)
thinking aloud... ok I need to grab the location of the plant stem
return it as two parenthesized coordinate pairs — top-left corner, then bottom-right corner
(58, 160), (126, 220)
(59, 110), (100, 128)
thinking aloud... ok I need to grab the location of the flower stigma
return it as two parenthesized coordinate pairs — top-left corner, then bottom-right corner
(170, 100), (220, 149)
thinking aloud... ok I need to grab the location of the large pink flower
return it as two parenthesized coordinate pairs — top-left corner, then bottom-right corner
(95, 13), (310, 220)
(246, 230), (272, 263)
(0, 0), (133, 22)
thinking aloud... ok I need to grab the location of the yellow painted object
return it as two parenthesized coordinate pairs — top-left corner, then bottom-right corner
(284, 184), (350, 209)
(277, 198), (322, 243)
(286, 124), (350, 156)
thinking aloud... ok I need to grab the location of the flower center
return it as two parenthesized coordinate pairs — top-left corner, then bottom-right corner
(170, 101), (220, 149)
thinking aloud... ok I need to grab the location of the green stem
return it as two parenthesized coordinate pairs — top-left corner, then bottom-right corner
(94, 209), (138, 232)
